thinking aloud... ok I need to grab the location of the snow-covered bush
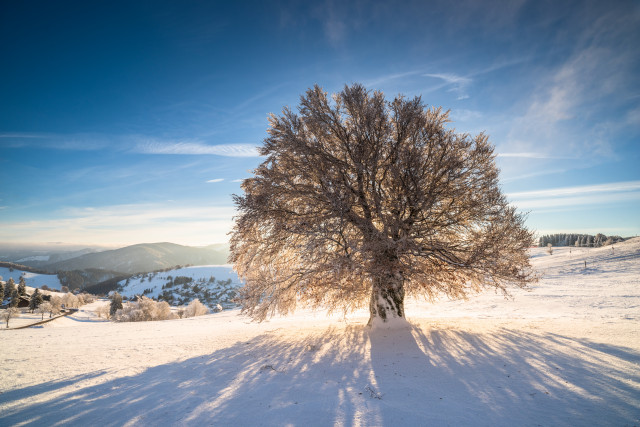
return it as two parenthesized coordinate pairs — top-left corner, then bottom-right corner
(184, 299), (209, 318)
(62, 293), (78, 309)
(81, 293), (95, 304)
(49, 296), (62, 316)
(115, 297), (176, 322)
(2, 307), (20, 328)
(37, 302), (51, 320)
(94, 304), (110, 319)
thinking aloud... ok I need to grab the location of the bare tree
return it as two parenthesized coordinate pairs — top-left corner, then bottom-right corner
(2, 307), (20, 328)
(37, 302), (51, 320)
(231, 84), (536, 325)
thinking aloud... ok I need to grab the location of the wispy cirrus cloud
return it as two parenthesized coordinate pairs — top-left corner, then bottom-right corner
(0, 203), (236, 246)
(206, 178), (224, 183)
(504, 9), (638, 161)
(136, 141), (260, 157)
(423, 56), (533, 101)
(0, 132), (109, 150)
(509, 181), (640, 199)
(362, 70), (424, 87)
(1, 133), (262, 157)
(497, 152), (575, 159)
(424, 73), (472, 100)
(508, 181), (640, 210)
(500, 168), (567, 183)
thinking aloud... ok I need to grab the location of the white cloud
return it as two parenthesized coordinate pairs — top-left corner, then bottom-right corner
(422, 58), (531, 102)
(511, 192), (640, 210)
(0, 203), (236, 246)
(503, 10), (638, 161)
(498, 152), (546, 159)
(500, 168), (567, 183)
(497, 152), (571, 159)
(424, 73), (472, 100)
(363, 70), (423, 88)
(1, 133), (262, 157)
(449, 109), (482, 122)
(424, 73), (471, 86)
(206, 178), (224, 183)
(0, 132), (109, 150)
(137, 141), (260, 157)
(508, 181), (640, 199)
(507, 181), (640, 210)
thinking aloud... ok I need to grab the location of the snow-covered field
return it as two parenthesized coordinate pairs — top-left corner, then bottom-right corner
(1, 239), (639, 426)
(0, 267), (63, 291)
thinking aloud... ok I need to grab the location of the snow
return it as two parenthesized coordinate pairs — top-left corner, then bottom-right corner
(117, 265), (241, 309)
(0, 267), (63, 290)
(1, 239), (639, 426)
(118, 265), (239, 298)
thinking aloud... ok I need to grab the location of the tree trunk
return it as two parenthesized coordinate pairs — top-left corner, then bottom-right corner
(367, 270), (405, 326)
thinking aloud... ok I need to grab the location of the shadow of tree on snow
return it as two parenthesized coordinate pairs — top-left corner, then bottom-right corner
(1, 324), (638, 426)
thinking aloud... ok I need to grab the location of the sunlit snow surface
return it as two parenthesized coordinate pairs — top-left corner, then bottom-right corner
(1, 239), (639, 426)
(0, 267), (63, 290)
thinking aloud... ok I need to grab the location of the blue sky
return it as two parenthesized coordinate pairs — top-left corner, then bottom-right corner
(1, 0), (639, 246)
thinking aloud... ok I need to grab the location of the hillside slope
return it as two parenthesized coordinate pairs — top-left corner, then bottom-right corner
(116, 265), (241, 309)
(0, 266), (63, 290)
(44, 242), (229, 274)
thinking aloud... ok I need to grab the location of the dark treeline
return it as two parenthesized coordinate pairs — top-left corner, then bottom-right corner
(538, 233), (625, 247)
(0, 261), (50, 275)
(82, 265), (194, 296)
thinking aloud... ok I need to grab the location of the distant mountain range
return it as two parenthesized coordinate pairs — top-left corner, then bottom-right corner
(0, 242), (230, 275)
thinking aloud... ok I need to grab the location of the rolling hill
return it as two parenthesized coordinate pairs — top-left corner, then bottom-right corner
(42, 242), (229, 275)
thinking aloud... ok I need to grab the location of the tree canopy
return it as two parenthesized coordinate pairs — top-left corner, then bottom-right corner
(230, 84), (536, 325)
(29, 289), (43, 312)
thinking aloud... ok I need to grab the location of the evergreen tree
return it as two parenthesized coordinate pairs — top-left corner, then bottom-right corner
(5, 278), (16, 296)
(18, 276), (27, 296)
(29, 289), (44, 312)
(9, 289), (20, 308)
(110, 292), (123, 317)
(0, 282), (5, 303)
